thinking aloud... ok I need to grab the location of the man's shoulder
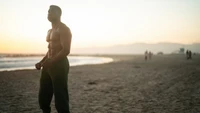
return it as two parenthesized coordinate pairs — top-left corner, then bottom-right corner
(58, 23), (71, 32)
(59, 23), (70, 29)
(47, 29), (52, 32)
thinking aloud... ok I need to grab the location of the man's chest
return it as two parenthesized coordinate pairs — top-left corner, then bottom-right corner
(46, 29), (60, 42)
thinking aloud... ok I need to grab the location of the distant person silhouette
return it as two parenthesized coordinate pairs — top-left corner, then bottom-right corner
(186, 50), (189, 59)
(148, 51), (152, 60)
(189, 50), (192, 59)
(35, 5), (72, 113)
(145, 50), (148, 61)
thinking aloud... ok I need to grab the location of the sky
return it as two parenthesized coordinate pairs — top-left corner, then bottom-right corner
(0, 0), (200, 53)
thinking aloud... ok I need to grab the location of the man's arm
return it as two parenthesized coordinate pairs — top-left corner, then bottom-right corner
(51, 26), (72, 63)
(39, 51), (48, 64)
(35, 52), (48, 70)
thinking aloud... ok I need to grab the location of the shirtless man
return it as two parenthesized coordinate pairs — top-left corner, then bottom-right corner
(35, 5), (72, 113)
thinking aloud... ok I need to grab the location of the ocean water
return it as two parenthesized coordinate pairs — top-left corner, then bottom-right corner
(0, 56), (113, 71)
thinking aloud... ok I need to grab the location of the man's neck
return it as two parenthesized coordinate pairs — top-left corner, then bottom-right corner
(51, 20), (61, 29)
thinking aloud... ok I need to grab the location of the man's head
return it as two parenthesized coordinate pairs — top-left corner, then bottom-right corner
(48, 5), (62, 22)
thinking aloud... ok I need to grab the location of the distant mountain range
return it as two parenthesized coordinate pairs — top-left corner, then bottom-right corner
(0, 43), (199, 55)
(71, 43), (200, 54)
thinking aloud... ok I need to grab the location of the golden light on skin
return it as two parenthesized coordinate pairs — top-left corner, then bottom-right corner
(0, 0), (200, 53)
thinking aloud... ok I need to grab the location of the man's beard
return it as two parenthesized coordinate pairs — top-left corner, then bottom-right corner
(48, 17), (57, 22)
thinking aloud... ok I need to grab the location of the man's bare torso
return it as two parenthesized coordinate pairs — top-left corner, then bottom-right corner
(46, 23), (64, 58)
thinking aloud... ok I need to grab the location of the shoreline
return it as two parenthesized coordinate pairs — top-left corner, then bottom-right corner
(0, 56), (114, 72)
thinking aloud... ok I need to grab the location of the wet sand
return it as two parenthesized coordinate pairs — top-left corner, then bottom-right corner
(0, 55), (200, 113)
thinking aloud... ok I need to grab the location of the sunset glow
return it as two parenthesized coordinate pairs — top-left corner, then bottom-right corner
(0, 0), (200, 53)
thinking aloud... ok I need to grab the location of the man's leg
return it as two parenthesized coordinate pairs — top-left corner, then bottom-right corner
(39, 68), (53, 113)
(50, 58), (70, 113)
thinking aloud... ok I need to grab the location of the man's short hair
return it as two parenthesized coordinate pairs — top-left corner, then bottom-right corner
(50, 5), (62, 16)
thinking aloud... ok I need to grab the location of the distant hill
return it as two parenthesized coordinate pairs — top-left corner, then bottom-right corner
(71, 43), (200, 55)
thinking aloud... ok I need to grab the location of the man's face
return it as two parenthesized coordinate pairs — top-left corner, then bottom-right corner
(48, 8), (58, 22)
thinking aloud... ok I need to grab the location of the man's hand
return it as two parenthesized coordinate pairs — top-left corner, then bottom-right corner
(35, 62), (42, 70)
(42, 59), (53, 68)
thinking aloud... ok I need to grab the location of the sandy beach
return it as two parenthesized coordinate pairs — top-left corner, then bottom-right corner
(0, 54), (200, 113)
